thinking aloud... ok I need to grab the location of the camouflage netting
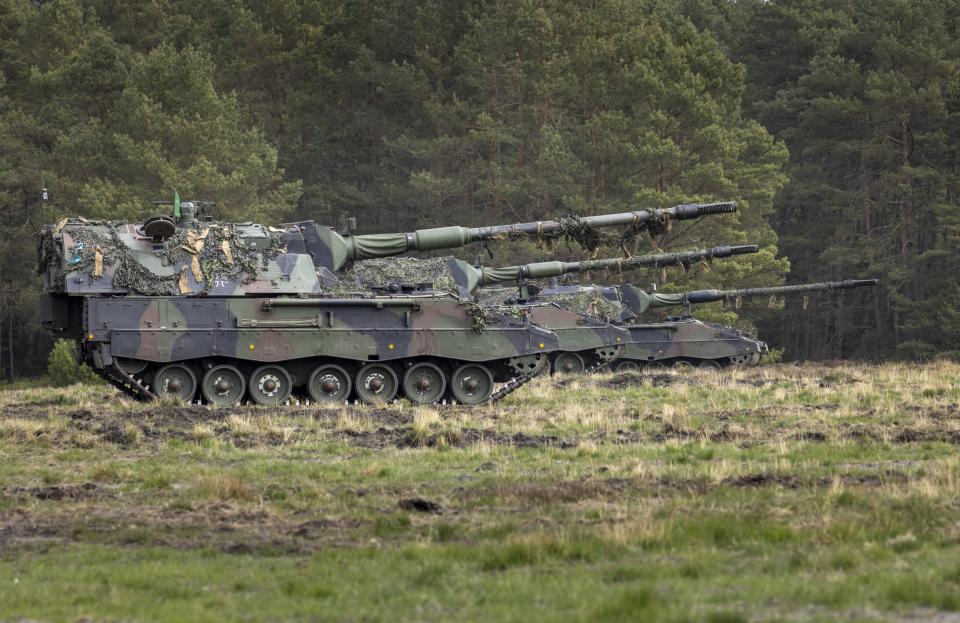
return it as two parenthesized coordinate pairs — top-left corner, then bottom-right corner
(474, 287), (517, 307)
(465, 301), (490, 332)
(548, 289), (624, 320)
(506, 213), (671, 256)
(161, 224), (281, 293)
(36, 228), (63, 275)
(46, 220), (285, 295)
(464, 301), (528, 332)
(337, 257), (460, 294)
(474, 285), (621, 321)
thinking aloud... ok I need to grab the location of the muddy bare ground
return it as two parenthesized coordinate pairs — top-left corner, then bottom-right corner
(0, 501), (365, 556)
(5, 395), (960, 451)
(0, 466), (915, 557)
(555, 367), (866, 390)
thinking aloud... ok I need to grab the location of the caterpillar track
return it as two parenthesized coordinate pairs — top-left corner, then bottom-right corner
(93, 353), (549, 407)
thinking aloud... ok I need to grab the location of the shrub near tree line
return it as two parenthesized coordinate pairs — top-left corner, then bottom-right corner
(46, 339), (99, 387)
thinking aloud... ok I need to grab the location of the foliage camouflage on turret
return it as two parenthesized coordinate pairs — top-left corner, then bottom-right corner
(475, 287), (623, 321)
(38, 220), (287, 296)
(340, 258), (460, 294)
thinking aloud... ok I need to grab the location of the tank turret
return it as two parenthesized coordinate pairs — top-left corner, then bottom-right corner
(618, 279), (880, 316)
(37, 201), (738, 301)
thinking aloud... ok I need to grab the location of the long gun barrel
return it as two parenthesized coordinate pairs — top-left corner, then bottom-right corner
(296, 202), (737, 271)
(472, 245), (758, 289)
(619, 279), (879, 315)
(348, 245), (758, 297)
(684, 279), (880, 304)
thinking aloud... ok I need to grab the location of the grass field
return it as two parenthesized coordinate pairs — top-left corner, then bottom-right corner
(1, 362), (959, 622)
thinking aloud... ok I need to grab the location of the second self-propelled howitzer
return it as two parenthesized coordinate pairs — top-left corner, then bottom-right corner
(345, 246), (757, 375)
(443, 245), (758, 374)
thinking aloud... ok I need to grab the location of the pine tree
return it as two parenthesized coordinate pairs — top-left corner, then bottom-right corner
(395, 1), (788, 325)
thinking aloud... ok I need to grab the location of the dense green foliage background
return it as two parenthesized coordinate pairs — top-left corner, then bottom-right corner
(1, 0), (955, 375)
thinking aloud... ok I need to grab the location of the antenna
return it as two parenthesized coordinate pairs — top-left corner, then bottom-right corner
(41, 187), (49, 225)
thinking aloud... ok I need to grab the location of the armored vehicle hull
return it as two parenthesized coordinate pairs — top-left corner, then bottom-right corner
(613, 318), (767, 371)
(481, 277), (874, 372)
(607, 279), (877, 370)
(513, 305), (627, 374)
(77, 293), (558, 405)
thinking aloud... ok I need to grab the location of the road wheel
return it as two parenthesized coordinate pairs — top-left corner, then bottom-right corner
(307, 364), (352, 404)
(356, 364), (399, 405)
(201, 365), (246, 406)
(643, 361), (668, 372)
(698, 359), (723, 371)
(402, 362), (446, 405)
(249, 365), (293, 406)
(672, 360), (695, 371)
(155, 364), (197, 402)
(614, 360), (641, 373)
(449, 364), (494, 405)
(553, 352), (585, 375)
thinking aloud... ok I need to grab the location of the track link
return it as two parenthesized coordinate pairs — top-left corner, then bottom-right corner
(94, 363), (157, 401)
(487, 369), (542, 404)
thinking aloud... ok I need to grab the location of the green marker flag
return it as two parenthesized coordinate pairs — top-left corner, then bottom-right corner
(173, 191), (181, 218)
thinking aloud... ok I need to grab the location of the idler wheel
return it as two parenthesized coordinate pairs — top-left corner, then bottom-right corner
(249, 365), (292, 406)
(307, 364), (352, 404)
(201, 365), (246, 406)
(355, 364), (398, 405)
(552, 352), (585, 376)
(155, 364), (197, 403)
(115, 358), (148, 375)
(449, 364), (493, 405)
(402, 362), (446, 405)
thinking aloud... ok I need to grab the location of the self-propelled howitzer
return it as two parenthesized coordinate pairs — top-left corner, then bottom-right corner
(474, 247), (878, 371)
(603, 279), (879, 371)
(457, 246), (759, 374)
(35, 200), (738, 404)
(341, 246), (756, 376)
